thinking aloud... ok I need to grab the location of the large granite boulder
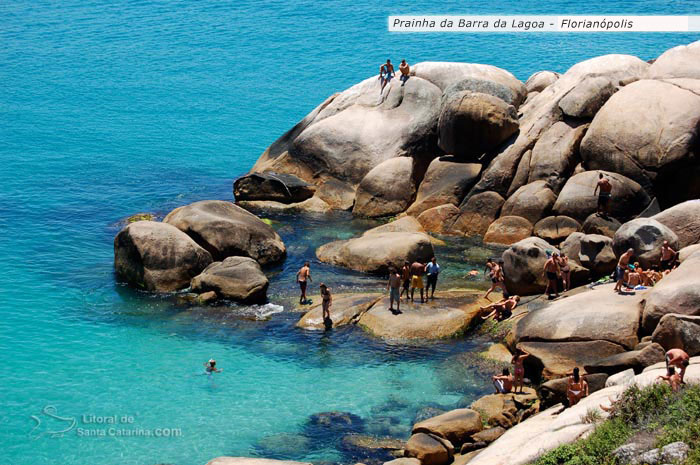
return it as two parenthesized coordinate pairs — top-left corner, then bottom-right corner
(451, 192), (505, 237)
(233, 172), (315, 203)
(525, 71), (559, 93)
(553, 171), (650, 222)
(559, 232), (585, 265)
(501, 181), (557, 224)
(317, 232), (434, 274)
(651, 314), (700, 356)
(612, 218), (679, 269)
(406, 159), (481, 216)
(353, 157), (417, 217)
(315, 179), (356, 210)
(642, 253), (700, 332)
(237, 196), (331, 214)
(652, 200), (700, 248)
(647, 40), (700, 79)
(296, 294), (381, 330)
(364, 216), (425, 235)
(517, 340), (626, 380)
(679, 244), (700, 263)
(584, 343), (666, 375)
(404, 433), (454, 465)
(526, 122), (587, 193)
(483, 216), (533, 245)
(114, 221), (213, 292)
(533, 216), (581, 244)
(413, 409), (483, 445)
(558, 76), (616, 118)
(580, 79), (700, 203)
(163, 200), (286, 265)
(190, 257), (269, 304)
(442, 76), (523, 107)
(417, 204), (461, 235)
(582, 213), (621, 238)
(579, 234), (616, 277)
(501, 237), (558, 295)
(437, 91), (519, 159)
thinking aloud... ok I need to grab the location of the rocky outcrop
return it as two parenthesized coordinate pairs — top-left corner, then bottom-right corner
(552, 171), (650, 222)
(651, 314), (700, 356)
(315, 179), (356, 210)
(584, 343), (666, 375)
(517, 340), (626, 380)
(417, 204), (461, 235)
(238, 196), (331, 214)
(364, 216), (425, 235)
(316, 232), (434, 274)
(404, 433), (454, 465)
(406, 159), (481, 216)
(163, 200), (286, 265)
(559, 232), (585, 265)
(652, 200), (700, 248)
(500, 181), (556, 224)
(296, 294), (382, 330)
(483, 216), (533, 245)
(612, 218), (679, 269)
(451, 192), (504, 237)
(582, 213), (621, 238)
(353, 157), (417, 217)
(526, 122), (587, 193)
(578, 234), (616, 277)
(679, 244), (700, 263)
(413, 409), (483, 445)
(558, 76), (616, 118)
(501, 237), (556, 295)
(233, 172), (315, 204)
(525, 71), (559, 93)
(114, 221), (213, 292)
(533, 216), (581, 244)
(647, 40), (700, 79)
(190, 257), (269, 304)
(469, 389), (538, 427)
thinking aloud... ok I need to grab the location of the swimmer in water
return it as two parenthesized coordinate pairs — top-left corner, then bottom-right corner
(204, 359), (222, 374)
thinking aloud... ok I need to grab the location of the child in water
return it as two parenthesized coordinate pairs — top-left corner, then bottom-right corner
(204, 359), (222, 374)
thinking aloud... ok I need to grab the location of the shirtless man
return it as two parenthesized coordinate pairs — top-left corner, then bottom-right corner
(614, 248), (635, 293)
(658, 366), (683, 392)
(492, 368), (514, 394)
(659, 240), (677, 271)
(543, 253), (560, 298)
(409, 261), (426, 303)
(379, 59), (395, 92)
(511, 347), (530, 394)
(666, 348), (690, 383)
(387, 267), (402, 312)
(484, 258), (508, 300)
(566, 367), (589, 406)
(593, 173), (612, 216)
(400, 261), (411, 299)
(296, 261), (312, 304)
(480, 295), (520, 321)
(399, 59), (410, 86)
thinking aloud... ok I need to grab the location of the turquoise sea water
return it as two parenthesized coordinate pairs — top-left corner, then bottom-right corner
(1, 1), (698, 464)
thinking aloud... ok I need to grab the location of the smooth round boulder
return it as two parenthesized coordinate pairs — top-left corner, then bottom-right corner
(406, 159), (481, 216)
(652, 200), (700, 248)
(651, 314), (700, 356)
(483, 216), (533, 245)
(114, 221), (213, 292)
(500, 181), (557, 224)
(584, 343), (666, 375)
(442, 77), (520, 106)
(417, 204), (461, 235)
(412, 409), (483, 445)
(233, 172), (315, 204)
(525, 71), (559, 93)
(679, 244), (700, 263)
(534, 216), (581, 244)
(315, 179), (356, 210)
(451, 192), (505, 237)
(316, 232), (434, 274)
(648, 40), (700, 79)
(552, 171), (650, 222)
(582, 213), (621, 238)
(558, 75), (616, 118)
(559, 232), (585, 265)
(517, 340), (626, 380)
(163, 200), (286, 265)
(501, 237), (557, 295)
(438, 91), (519, 159)
(526, 122), (588, 193)
(353, 157), (416, 217)
(612, 218), (679, 269)
(579, 234), (616, 277)
(190, 256), (269, 304)
(363, 216), (425, 236)
(404, 433), (453, 465)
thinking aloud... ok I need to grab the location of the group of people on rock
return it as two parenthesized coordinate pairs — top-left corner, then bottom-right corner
(378, 59), (411, 92)
(389, 257), (441, 311)
(614, 240), (678, 293)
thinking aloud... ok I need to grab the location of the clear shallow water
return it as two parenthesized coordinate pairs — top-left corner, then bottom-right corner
(1, 0), (697, 464)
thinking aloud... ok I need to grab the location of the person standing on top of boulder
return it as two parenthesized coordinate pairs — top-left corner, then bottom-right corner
(425, 257), (440, 300)
(296, 261), (312, 304)
(659, 240), (677, 271)
(387, 267), (402, 313)
(593, 173), (612, 216)
(511, 347), (530, 394)
(400, 260), (411, 300)
(399, 59), (410, 86)
(409, 260), (426, 303)
(614, 248), (635, 293)
(379, 59), (395, 92)
(666, 348), (690, 384)
(543, 252), (561, 299)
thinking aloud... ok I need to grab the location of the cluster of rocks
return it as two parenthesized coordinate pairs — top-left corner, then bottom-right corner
(114, 200), (285, 303)
(613, 441), (690, 465)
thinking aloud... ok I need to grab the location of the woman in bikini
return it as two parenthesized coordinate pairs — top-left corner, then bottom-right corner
(511, 347), (530, 394)
(566, 367), (589, 407)
(320, 283), (332, 322)
(558, 253), (571, 292)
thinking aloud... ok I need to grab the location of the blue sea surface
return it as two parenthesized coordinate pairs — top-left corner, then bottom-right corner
(1, 0), (697, 464)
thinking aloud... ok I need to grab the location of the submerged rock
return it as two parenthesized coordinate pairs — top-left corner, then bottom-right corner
(296, 293), (382, 330)
(190, 257), (269, 304)
(206, 459), (312, 465)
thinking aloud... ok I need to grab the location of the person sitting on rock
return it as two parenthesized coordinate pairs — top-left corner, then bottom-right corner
(204, 359), (222, 374)
(625, 264), (641, 289)
(492, 368), (514, 394)
(659, 240), (677, 271)
(633, 262), (655, 286)
(543, 252), (561, 299)
(379, 59), (395, 92)
(400, 260), (411, 300)
(296, 261), (312, 304)
(666, 348), (690, 384)
(480, 295), (520, 321)
(593, 173), (612, 216)
(387, 267), (402, 313)
(566, 367), (589, 406)
(484, 258), (508, 300)
(614, 248), (635, 293)
(658, 366), (682, 392)
(409, 261), (426, 303)
(399, 59), (410, 86)
(320, 283), (332, 324)
(511, 347), (530, 394)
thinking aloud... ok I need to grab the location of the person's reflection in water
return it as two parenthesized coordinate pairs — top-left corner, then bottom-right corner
(318, 331), (333, 368)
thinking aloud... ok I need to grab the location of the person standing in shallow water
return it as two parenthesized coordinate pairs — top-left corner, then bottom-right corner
(425, 257), (440, 300)
(387, 267), (402, 313)
(593, 172), (612, 216)
(379, 59), (395, 92)
(204, 359), (222, 374)
(296, 261), (312, 304)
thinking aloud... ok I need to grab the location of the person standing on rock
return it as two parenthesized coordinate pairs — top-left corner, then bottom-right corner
(425, 257), (440, 300)
(399, 59), (410, 86)
(484, 258), (508, 300)
(400, 260), (411, 300)
(387, 267), (402, 313)
(566, 367), (589, 406)
(409, 260), (426, 303)
(659, 240), (677, 271)
(666, 348), (690, 383)
(379, 59), (395, 92)
(593, 173), (612, 216)
(543, 252), (561, 299)
(557, 253), (572, 292)
(320, 283), (332, 323)
(511, 347), (530, 394)
(296, 261), (312, 304)
(492, 368), (514, 394)
(614, 248), (635, 293)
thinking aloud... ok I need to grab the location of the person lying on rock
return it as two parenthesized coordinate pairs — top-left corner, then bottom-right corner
(409, 261), (426, 303)
(658, 366), (682, 392)
(593, 172), (612, 216)
(296, 261), (312, 304)
(543, 252), (561, 298)
(666, 348), (690, 384)
(492, 368), (514, 394)
(659, 240), (677, 271)
(566, 367), (588, 406)
(320, 283), (332, 323)
(484, 258), (508, 300)
(480, 295), (520, 321)
(614, 248), (635, 293)
(511, 346), (530, 394)
(387, 267), (402, 313)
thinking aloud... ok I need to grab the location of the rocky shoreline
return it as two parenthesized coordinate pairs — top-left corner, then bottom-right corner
(113, 40), (700, 465)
